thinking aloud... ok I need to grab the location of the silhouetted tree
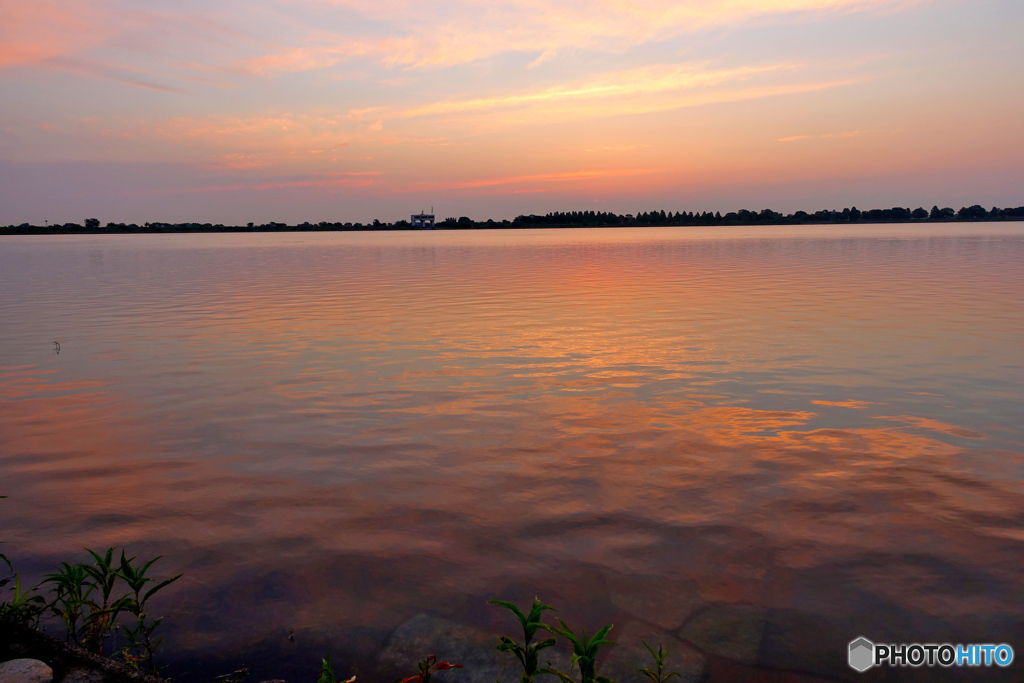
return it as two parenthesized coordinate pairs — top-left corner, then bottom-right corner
(84, 218), (100, 229)
(911, 207), (928, 220)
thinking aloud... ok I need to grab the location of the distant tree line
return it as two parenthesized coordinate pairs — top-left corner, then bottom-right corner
(3, 205), (1022, 234)
(513, 205), (1023, 227)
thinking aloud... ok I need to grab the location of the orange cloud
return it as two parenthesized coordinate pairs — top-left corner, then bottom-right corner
(402, 63), (793, 117)
(409, 168), (671, 192)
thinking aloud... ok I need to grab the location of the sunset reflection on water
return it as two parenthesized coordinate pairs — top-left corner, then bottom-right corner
(1, 226), (1022, 681)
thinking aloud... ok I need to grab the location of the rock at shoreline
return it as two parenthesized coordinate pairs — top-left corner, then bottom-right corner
(1, 624), (160, 683)
(0, 659), (54, 683)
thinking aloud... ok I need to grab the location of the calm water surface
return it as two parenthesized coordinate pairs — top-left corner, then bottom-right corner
(2, 226), (1023, 681)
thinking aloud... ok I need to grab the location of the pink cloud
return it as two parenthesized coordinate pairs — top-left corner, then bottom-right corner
(0, 0), (107, 67)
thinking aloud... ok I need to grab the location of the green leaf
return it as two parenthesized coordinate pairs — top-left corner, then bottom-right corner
(143, 574), (182, 603)
(540, 621), (577, 648)
(538, 669), (574, 683)
(532, 639), (557, 652)
(526, 599), (556, 621)
(638, 669), (659, 683)
(588, 625), (613, 649)
(317, 655), (336, 683)
(488, 600), (529, 627)
(139, 556), (160, 576)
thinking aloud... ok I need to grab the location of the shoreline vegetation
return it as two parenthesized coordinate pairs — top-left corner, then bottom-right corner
(3, 204), (1023, 235)
(3, 546), (697, 683)
(1, 546), (181, 677)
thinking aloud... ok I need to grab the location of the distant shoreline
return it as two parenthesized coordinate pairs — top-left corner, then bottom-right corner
(4, 204), (1022, 235)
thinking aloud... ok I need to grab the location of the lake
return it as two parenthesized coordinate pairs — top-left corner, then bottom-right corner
(1, 225), (1022, 682)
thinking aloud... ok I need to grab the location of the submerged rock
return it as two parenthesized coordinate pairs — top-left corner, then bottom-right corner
(607, 575), (703, 632)
(597, 621), (704, 683)
(379, 613), (520, 683)
(679, 604), (767, 665)
(0, 659), (53, 683)
(757, 609), (856, 680)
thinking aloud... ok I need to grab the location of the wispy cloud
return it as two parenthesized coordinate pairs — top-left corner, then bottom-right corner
(410, 168), (671, 192)
(777, 129), (884, 142)
(585, 145), (646, 152)
(45, 56), (187, 93)
(243, 0), (931, 72)
(402, 63), (794, 117)
(394, 71), (868, 126)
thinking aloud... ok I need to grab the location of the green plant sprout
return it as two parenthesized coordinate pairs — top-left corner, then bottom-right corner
(638, 642), (679, 683)
(488, 597), (558, 683)
(0, 574), (46, 627)
(316, 655), (355, 683)
(398, 655), (463, 683)
(44, 561), (94, 643)
(116, 550), (182, 673)
(81, 547), (130, 655)
(538, 620), (616, 683)
(1, 494), (46, 629)
(38, 546), (182, 672)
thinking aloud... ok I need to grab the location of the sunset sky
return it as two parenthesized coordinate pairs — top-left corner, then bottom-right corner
(1, 0), (1022, 224)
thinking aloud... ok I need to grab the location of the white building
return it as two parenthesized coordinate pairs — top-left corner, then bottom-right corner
(411, 213), (435, 229)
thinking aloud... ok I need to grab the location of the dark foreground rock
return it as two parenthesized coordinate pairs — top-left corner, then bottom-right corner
(0, 658), (53, 683)
(378, 613), (578, 683)
(378, 614), (519, 683)
(0, 625), (160, 683)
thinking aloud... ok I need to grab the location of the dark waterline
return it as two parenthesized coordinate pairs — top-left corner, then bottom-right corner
(2, 226), (1022, 681)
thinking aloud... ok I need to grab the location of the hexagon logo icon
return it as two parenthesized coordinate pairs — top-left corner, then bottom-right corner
(848, 637), (875, 672)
